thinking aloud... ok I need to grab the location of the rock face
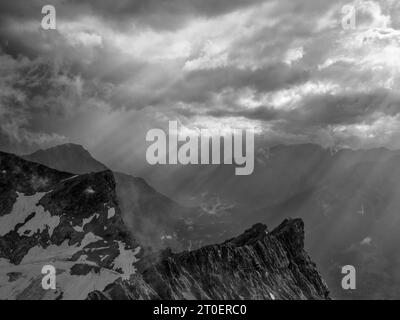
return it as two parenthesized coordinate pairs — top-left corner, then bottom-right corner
(0, 151), (329, 300)
(92, 220), (329, 300)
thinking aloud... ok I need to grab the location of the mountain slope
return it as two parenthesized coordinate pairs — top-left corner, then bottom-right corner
(23, 144), (108, 175)
(23, 144), (197, 251)
(0, 151), (147, 299)
(113, 171), (192, 251)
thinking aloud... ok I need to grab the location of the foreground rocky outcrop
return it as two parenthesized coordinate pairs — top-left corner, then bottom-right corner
(90, 219), (329, 300)
(0, 151), (329, 300)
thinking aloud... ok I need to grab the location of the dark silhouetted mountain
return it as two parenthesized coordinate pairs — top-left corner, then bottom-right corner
(23, 143), (108, 174)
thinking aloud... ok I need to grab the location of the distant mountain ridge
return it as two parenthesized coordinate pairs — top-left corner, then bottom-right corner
(22, 143), (108, 174)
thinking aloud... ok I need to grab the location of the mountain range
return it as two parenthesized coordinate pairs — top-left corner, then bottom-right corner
(17, 142), (400, 299)
(0, 149), (329, 300)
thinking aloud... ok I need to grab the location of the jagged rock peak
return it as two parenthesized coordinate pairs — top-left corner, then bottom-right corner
(224, 223), (269, 247)
(97, 218), (330, 300)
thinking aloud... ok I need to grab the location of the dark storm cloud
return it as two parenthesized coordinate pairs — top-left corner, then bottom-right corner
(109, 63), (310, 109)
(206, 105), (280, 121)
(198, 89), (400, 133)
(0, 0), (266, 61)
(75, 0), (267, 30)
(0, 52), (103, 153)
(0, 0), (311, 112)
(1, 0), (400, 154)
(75, 0), (264, 18)
(292, 90), (400, 127)
(0, 0), (266, 31)
(175, 64), (310, 104)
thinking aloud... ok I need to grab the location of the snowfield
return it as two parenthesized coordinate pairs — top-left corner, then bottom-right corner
(0, 191), (141, 300)
(0, 192), (48, 236)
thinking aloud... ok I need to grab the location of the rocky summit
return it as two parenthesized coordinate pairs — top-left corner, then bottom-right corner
(0, 151), (329, 300)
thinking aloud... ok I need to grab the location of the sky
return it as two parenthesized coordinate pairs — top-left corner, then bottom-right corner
(1, 0), (400, 172)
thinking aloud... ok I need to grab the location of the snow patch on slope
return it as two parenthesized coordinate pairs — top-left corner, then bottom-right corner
(112, 242), (141, 280)
(0, 233), (142, 299)
(58, 268), (121, 300)
(0, 192), (47, 236)
(0, 258), (122, 300)
(18, 209), (60, 237)
(107, 208), (115, 219)
(21, 232), (102, 264)
(72, 214), (99, 232)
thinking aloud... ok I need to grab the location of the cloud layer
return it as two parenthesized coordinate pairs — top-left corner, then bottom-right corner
(1, 0), (400, 163)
